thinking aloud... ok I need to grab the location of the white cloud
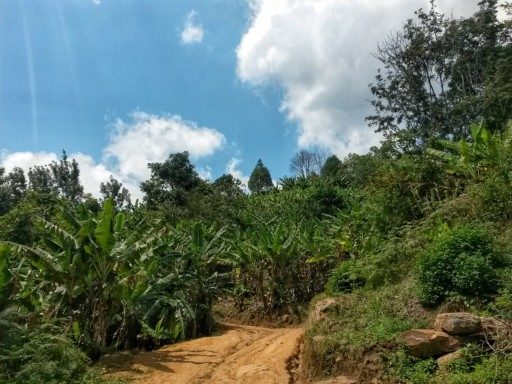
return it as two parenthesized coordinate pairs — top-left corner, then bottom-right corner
(1, 112), (225, 201)
(181, 10), (204, 45)
(237, 0), (487, 157)
(226, 157), (250, 191)
(0, 151), (129, 199)
(197, 166), (213, 180)
(104, 112), (225, 183)
(1, 151), (58, 171)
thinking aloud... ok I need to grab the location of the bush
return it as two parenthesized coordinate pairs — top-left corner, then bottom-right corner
(473, 175), (512, 221)
(384, 349), (437, 383)
(0, 321), (90, 384)
(325, 260), (366, 294)
(417, 225), (503, 307)
(434, 354), (512, 384)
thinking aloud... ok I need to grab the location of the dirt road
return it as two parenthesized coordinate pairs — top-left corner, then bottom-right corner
(104, 323), (303, 384)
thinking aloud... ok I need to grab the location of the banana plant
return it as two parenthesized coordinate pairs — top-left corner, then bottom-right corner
(427, 120), (512, 179)
(172, 222), (231, 337)
(0, 199), (144, 352)
(0, 245), (11, 309)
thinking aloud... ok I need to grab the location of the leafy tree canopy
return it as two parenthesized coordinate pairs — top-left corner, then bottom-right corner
(367, 0), (511, 151)
(321, 155), (342, 179)
(141, 151), (201, 208)
(100, 175), (132, 210)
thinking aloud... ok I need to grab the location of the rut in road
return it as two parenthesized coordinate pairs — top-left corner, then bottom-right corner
(105, 323), (303, 384)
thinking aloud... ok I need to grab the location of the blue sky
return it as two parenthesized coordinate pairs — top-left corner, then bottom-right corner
(0, 0), (482, 198)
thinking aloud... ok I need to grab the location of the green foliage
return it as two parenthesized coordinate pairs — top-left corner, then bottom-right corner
(100, 175), (131, 210)
(417, 225), (503, 306)
(0, 309), (90, 384)
(385, 347), (512, 384)
(141, 151), (201, 209)
(0, 167), (27, 215)
(492, 267), (512, 318)
(368, 0), (511, 150)
(338, 152), (381, 189)
(428, 120), (512, 179)
(0, 245), (11, 309)
(320, 155), (342, 179)
(384, 349), (437, 384)
(49, 151), (84, 202)
(0, 5), (510, 382)
(303, 282), (428, 379)
(324, 260), (366, 294)
(434, 354), (512, 384)
(248, 159), (273, 194)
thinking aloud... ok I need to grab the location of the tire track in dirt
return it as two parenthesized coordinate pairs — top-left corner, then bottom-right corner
(104, 323), (303, 384)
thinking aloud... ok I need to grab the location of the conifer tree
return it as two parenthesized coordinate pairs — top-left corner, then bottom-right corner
(248, 159), (273, 194)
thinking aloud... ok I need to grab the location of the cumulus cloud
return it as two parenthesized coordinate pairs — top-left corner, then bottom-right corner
(1, 112), (225, 200)
(104, 112), (225, 183)
(181, 10), (204, 45)
(226, 157), (250, 191)
(0, 151), (128, 199)
(197, 166), (213, 180)
(1, 151), (58, 171)
(237, 0), (484, 157)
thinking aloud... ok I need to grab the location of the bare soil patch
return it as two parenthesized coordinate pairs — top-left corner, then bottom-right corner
(102, 323), (303, 384)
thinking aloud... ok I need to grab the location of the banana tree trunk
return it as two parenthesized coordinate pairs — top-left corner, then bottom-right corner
(91, 297), (109, 353)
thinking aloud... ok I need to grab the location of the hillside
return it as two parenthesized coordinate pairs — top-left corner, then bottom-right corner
(0, 1), (511, 384)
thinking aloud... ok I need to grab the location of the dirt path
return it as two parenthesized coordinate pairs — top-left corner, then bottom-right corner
(104, 323), (303, 384)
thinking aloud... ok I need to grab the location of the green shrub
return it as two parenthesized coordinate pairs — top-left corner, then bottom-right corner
(303, 282), (428, 379)
(492, 267), (512, 318)
(434, 354), (512, 384)
(473, 175), (512, 221)
(325, 260), (366, 294)
(417, 225), (503, 307)
(0, 322), (90, 384)
(384, 349), (437, 384)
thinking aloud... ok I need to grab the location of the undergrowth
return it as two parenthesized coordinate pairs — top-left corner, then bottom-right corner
(303, 280), (430, 379)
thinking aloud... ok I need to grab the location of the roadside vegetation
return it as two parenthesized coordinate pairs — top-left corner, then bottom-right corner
(0, 1), (510, 383)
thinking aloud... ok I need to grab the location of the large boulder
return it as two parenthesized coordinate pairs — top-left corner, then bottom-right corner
(400, 329), (460, 358)
(434, 313), (482, 336)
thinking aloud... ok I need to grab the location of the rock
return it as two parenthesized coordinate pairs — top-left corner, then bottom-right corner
(309, 298), (338, 324)
(400, 329), (460, 358)
(434, 313), (482, 335)
(436, 350), (463, 372)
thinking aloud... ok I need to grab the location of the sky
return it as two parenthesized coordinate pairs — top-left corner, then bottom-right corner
(0, 0), (494, 199)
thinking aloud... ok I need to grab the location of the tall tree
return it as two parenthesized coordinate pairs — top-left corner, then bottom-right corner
(290, 149), (327, 178)
(367, 0), (511, 151)
(213, 174), (244, 197)
(248, 159), (273, 194)
(320, 155), (343, 179)
(0, 167), (27, 215)
(28, 165), (56, 195)
(49, 151), (84, 202)
(100, 176), (131, 210)
(141, 152), (201, 208)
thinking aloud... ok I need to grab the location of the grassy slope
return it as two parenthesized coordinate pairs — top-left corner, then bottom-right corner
(302, 191), (512, 383)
